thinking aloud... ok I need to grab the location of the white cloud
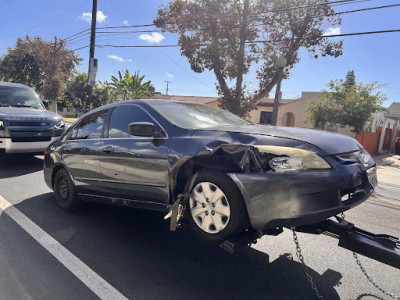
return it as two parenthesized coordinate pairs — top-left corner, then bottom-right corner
(108, 55), (132, 63)
(324, 27), (341, 36)
(123, 20), (130, 26)
(139, 32), (165, 44)
(78, 11), (107, 24)
(166, 72), (174, 78)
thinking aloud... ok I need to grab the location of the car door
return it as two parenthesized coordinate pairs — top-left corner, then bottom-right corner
(61, 109), (109, 196)
(99, 104), (170, 205)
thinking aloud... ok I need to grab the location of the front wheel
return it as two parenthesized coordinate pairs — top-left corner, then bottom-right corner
(187, 170), (249, 245)
(54, 168), (81, 212)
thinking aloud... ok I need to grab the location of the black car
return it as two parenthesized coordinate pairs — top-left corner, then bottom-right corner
(44, 100), (377, 244)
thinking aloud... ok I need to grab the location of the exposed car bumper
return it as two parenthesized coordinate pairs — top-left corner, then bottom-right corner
(229, 164), (375, 230)
(0, 137), (59, 154)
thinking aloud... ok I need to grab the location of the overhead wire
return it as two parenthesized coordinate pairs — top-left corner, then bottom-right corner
(62, 0), (385, 42)
(103, 0), (117, 75)
(93, 29), (400, 48)
(62, 0), (397, 92)
(64, 0), (399, 46)
(0, 0), (90, 41)
(0, 0), (8, 8)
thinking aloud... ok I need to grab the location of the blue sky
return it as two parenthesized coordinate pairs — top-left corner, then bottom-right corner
(0, 0), (399, 107)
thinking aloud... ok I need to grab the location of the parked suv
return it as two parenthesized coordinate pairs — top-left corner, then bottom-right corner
(0, 82), (65, 154)
(44, 100), (376, 244)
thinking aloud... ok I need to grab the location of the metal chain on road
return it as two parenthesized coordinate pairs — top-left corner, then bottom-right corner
(291, 227), (324, 300)
(353, 252), (400, 300)
(340, 213), (400, 300)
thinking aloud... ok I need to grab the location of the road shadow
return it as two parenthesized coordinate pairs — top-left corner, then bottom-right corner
(15, 193), (343, 300)
(0, 154), (43, 179)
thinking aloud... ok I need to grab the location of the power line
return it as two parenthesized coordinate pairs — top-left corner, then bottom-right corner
(155, 48), (216, 91)
(64, 0), (398, 44)
(66, 0), (399, 46)
(64, 28), (91, 41)
(91, 28), (400, 49)
(0, 0), (8, 8)
(333, 2), (400, 16)
(103, 0), (116, 76)
(62, 0), (379, 41)
(97, 24), (155, 30)
(249, 0), (378, 16)
(73, 46), (90, 51)
(0, 0), (90, 41)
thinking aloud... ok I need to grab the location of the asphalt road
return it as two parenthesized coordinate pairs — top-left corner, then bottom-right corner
(0, 154), (399, 300)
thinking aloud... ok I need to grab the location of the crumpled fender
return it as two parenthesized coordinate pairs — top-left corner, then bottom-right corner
(169, 144), (277, 201)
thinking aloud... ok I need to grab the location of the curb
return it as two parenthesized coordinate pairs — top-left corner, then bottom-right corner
(64, 118), (77, 123)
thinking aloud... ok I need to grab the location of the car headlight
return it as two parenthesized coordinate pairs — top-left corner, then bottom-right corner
(0, 120), (7, 137)
(254, 145), (331, 171)
(335, 148), (374, 168)
(54, 119), (65, 130)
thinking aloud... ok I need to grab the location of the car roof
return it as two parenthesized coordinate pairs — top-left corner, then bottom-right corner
(0, 81), (32, 89)
(90, 98), (206, 112)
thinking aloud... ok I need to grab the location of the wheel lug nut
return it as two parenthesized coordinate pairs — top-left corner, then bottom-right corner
(206, 198), (209, 202)
(202, 203), (206, 208)
(212, 203), (216, 207)
(205, 211), (209, 216)
(211, 211), (215, 215)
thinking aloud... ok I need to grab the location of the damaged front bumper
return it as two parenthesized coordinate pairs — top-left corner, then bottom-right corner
(229, 163), (375, 230)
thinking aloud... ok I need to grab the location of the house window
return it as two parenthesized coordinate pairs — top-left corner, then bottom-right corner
(260, 111), (272, 124)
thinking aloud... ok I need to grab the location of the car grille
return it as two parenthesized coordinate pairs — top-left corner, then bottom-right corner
(11, 136), (51, 142)
(9, 121), (50, 126)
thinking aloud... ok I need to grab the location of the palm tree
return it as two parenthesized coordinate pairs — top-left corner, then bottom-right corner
(106, 70), (155, 100)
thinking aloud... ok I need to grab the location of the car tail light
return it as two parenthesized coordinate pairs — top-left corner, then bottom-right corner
(396, 137), (400, 142)
(44, 151), (48, 159)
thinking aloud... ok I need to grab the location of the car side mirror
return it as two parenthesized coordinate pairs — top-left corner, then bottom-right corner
(128, 122), (156, 137)
(42, 100), (49, 108)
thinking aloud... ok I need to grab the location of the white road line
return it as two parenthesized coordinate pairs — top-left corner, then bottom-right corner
(0, 195), (128, 300)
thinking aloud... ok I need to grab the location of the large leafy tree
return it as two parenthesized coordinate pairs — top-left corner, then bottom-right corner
(62, 72), (112, 110)
(105, 70), (155, 100)
(155, 0), (343, 116)
(306, 71), (386, 134)
(0, 52), (42, 91)
(0, 36), (81, 101)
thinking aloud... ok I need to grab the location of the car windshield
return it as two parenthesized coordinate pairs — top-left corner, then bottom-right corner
(0, 86), (43, 109)
(150, 101), (252, 129)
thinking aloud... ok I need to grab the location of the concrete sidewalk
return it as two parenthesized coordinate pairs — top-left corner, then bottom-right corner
(374, 153), (400, 187)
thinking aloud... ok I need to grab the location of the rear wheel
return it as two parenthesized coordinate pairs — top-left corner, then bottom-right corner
(187, 170), (249, 245)
(54, 168), (81, 211)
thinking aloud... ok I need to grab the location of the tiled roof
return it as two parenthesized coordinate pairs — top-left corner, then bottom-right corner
(388, 102), (400, 115)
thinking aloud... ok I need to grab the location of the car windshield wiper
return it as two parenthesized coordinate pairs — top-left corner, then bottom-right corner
(10, 104), (40, 109)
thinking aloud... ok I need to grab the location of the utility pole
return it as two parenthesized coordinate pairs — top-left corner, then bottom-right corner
(271, 55), (287, 126)
(85, 0), (98, 113)
(165, 81), (172, 95)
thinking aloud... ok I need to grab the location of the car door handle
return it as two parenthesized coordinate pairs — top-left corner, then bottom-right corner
(102, 146), (114, 154)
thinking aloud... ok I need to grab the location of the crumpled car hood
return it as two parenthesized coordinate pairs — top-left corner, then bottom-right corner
(0, 107), (61, 120)
(203, 124), (362, 155)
